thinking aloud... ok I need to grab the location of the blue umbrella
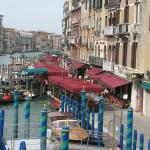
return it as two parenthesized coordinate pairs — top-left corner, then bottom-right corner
(19, 141), (26, 150)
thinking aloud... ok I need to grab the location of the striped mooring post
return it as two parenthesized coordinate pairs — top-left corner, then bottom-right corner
(24, 96), (31, 138)
(61, 126), (70, 150)
(98, 112), (101, 146)
(0, 110), (6, 150)
(81, 103), (84, 128)
(139, 133), (144, 150)
(81, 88), (87, 128)
(120, 124), (124, 150)
(72, 101), (75, 120)
(92, 108), (95, 143)
(60, 94), (65, 113)
(133, 130), (137, 150)
(13, 90), (19, 138)
(40, 105), (48, 150)
(86, 107), (90, 131)
(0, 110), (4, 147)
(98, 96), (104, 146)
(81, 88), (86, 109)
(126, 107), (133, 150)
(67, 97), (71, 118)
(65, 95), (69, 113)
(148, 139), (150, 150)
(75, 101), (79, 120)
(19, 141), (26, 150)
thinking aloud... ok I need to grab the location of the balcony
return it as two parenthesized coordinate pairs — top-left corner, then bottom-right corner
(113, 64), (143, 80)
(72, 18), (79, 25)
(69, 39), (76, 46)
(116, 24), (130, 35)
(104, 26), (116, 36)
(105, 0), (119, 9)
(89, 56), (103, 66)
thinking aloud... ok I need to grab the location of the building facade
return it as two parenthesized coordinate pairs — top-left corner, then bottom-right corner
(3, 28), (16, 54)
(62, 0), (72, 56)
(19, 31), (34, 52)
(62, 0), (150, 117)
(0, 15), (3, 53)
(70, 0), (81, 60)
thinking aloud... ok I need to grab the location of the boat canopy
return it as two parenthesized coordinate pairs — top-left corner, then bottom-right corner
(23, 68), (48, 75)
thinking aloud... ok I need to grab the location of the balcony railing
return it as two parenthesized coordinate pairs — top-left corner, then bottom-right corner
(104, 26), (116, 36)
(72, 18), (79, 25)
(105, 0), (119, 9)
(113, 64), (143, 80)
(116, 24), (129, 35)
(89, 56), (103, 66)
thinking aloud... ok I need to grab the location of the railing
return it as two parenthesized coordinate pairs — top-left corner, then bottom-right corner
(104, 0), (119, 8)
(89, 56), (104, 67)
(116, 23), (129, 35)
(104, 26), (116, 36)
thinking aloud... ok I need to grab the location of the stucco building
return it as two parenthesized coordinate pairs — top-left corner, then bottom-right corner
(62, 0), (150, 117)
(0, 15), (3, 53)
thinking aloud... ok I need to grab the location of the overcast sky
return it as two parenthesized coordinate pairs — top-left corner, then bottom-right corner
(0, 0), (65, 34)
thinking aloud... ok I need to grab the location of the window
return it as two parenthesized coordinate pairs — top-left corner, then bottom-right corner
(113, 12), (116, 26)
(99, 17), (102, 31)
(122, 42), (128, 66)
(85, 1), (87, 10)
(93, 0), (96, 9)
(112, 45), (115, 62)
(131, 42), (138, 68)
(105, 16), (108, 26)
(116, 10), (120, 24)
(124, 2), (129, 23)
(100, 0), (103, 8)
(109, 13), (112, 26)
(89, 0), (92, 10)
(115, 43), (120, 64)
(108, 45), (111, 61)
(104, 46), (106, 60)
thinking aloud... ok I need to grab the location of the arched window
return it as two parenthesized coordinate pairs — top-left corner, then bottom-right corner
(124, 0), (129, 23)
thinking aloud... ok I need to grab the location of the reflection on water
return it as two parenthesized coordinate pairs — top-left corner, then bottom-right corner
(0, 96), (49, 140)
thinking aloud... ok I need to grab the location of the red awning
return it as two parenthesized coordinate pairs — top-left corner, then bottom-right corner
(48, 76), (65, 85)
(47, 67), (68, 76)
(87, 67), (104, 76)
(97, 74), (130, 89)
(59, 77), (103, 93)
(34, 62), (68, 76)
(72, 61), (85, 70)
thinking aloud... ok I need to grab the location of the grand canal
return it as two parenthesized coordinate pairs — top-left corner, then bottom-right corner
(0, 52), (49, 140)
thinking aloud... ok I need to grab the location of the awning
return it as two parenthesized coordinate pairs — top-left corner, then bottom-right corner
(47, 67), (68, 76)
(48, 76), (65, 85)
(140, 82), (150, 90)
(87, 67), (103, 76)
(59, 77), (103, 93)
(72, 61), (85, 70)
(97, 74), (130, 89)
(24, 68), (48, 75)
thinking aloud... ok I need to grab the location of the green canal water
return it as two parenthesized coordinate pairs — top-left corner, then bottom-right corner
(0, 52), (50, 140)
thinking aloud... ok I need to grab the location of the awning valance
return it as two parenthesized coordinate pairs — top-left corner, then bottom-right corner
(96, 74), (130, 89)
(24, 68), (48, 75)
(87, 67), (103, 76)
(140, 81), (150, 90)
